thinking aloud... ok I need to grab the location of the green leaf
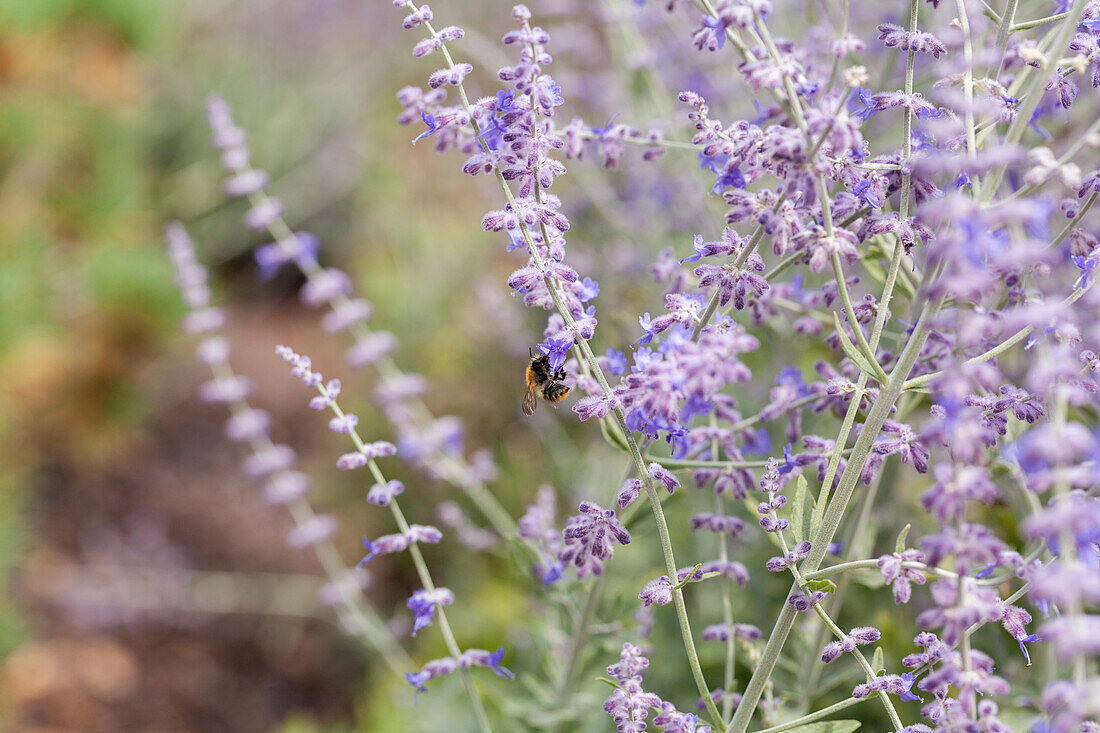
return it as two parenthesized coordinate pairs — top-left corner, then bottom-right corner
(671, 564), (703, 590)
(832, 312), (882, 382)
(810, 481), (829, 542)
(861, 256), (888, 287)
(517, 672), (557, 708)
(871, 646), (885, 676)
(805, 578), (837, 594)
(595, 676), (621, 689)
(895, 523), (912, 554)
(789, 474), (810, 544)
(783, 721), (862, 733)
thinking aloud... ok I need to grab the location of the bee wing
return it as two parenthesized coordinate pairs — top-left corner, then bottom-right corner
(522, 386), (538, 416)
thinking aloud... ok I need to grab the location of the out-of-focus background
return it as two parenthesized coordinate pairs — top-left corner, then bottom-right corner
(0, 0), (1037, 731)
(0, 1), (719, 730)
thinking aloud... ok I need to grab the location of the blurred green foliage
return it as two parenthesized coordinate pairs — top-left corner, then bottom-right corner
(0, 0), (176, 666)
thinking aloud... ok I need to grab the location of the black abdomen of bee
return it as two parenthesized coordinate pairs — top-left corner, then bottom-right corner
(544, 382), (570, 403)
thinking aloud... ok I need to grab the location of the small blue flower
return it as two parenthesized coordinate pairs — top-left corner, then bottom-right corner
(698, 150), (729, 174)
(548, 82), (565, 108)
(743, 428), (771, 456)
(408, 592), (438, 636)
(505, 229), (525, 251)
(537, 337), (573, 372)
(357, 537), (377, 566)
(634, 312), (657, 346)
(1016, 633), (1041, 666)
(893, 316), (919, 335)
(579, 276), (600, 302)
(778, 443), (796, 475)
(411, 111), (439, 145)
(539, 560), (564, 586)
(681, 234), (708, 264)
(852, 178), (881, 209)
(495, 88), (518, 113)
(680, 394), (712, 424)
(898, 672), (922, 702)
(255, 232), (319, 280)
(590, 113), (620, 140)
(849, 87), (877, 121)
(1073, 254), (1095, 290)
(712, 166), (746, 194)
(476, 115), (506, 150)
(487, 647), (515, 678)
(911, 129), (936, 153)
(406, 671), (430, 692)
(749, 100), (770, 125)
(776, 366), (810, 396)
(605, 348), (628, 375)
(701, 15), (727, 49)
(789, 273), (804, 299)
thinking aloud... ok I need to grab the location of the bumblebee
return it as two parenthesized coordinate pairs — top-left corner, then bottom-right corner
(523, 349), (570, 416)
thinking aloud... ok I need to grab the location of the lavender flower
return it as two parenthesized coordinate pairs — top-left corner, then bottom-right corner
(820, 626), (881, 663)
(639, 575), (673, 607)
(877, 549), (929, 604)
(407, 587), (454, 636)
(558, 501), (631, 577)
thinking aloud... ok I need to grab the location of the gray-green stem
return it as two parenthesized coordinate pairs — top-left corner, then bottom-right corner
(729, 297), (940, 732)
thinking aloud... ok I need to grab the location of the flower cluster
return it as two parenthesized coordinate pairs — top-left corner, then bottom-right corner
(558, 501), (631, 578)
(603, 643), (712, 733)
